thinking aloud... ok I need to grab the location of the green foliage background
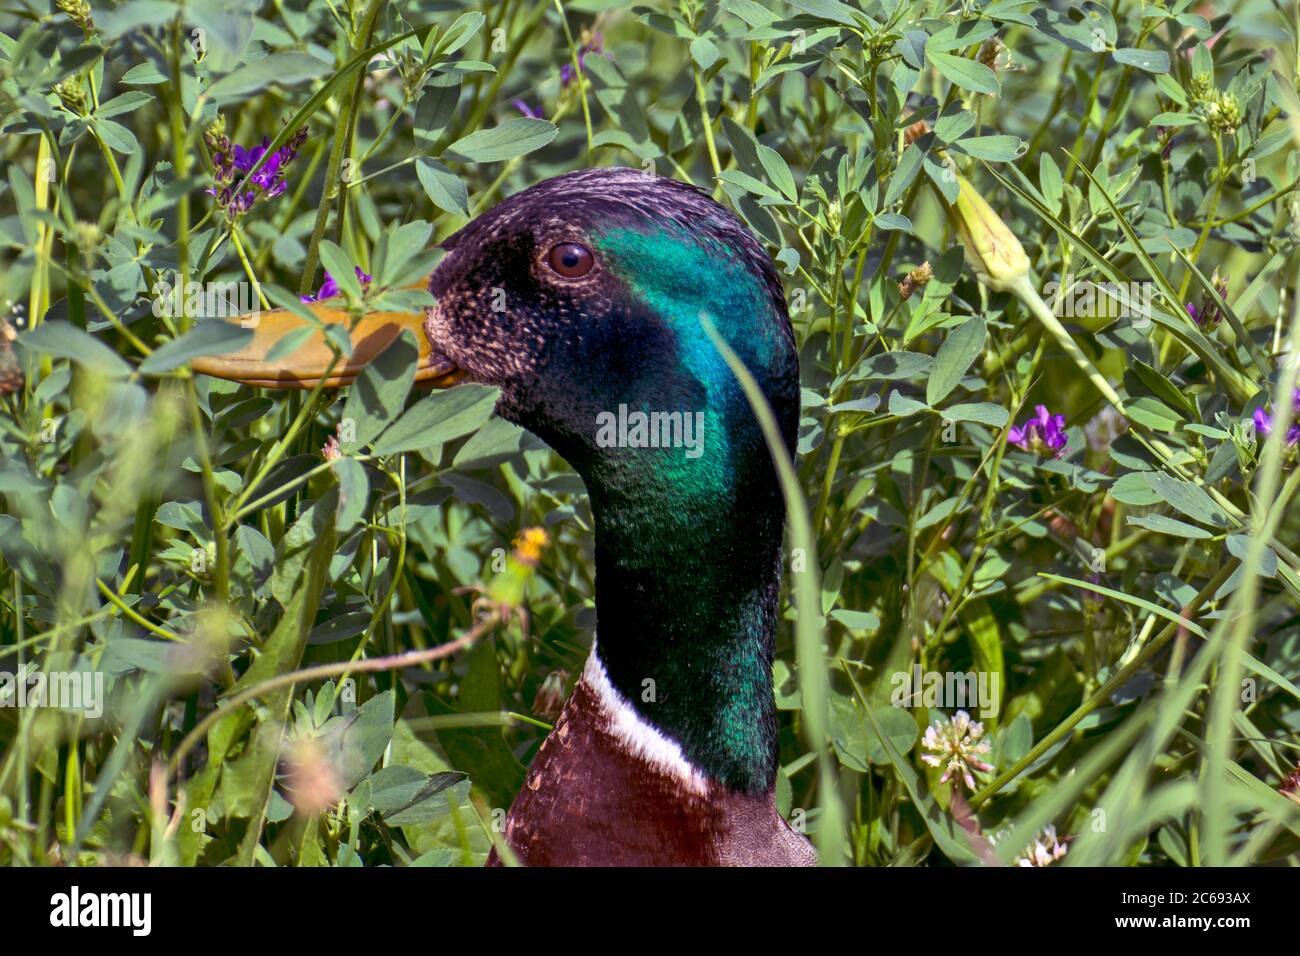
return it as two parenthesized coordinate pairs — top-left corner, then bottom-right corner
(1, 0), (1300, 866)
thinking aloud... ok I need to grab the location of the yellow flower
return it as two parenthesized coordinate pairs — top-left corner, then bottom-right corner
(945, 171), (1031, 293)
(512, 527), (549, 567)
(488, 527), (550, 608)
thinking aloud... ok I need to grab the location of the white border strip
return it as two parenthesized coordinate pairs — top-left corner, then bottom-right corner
(582, 641), (710, 796)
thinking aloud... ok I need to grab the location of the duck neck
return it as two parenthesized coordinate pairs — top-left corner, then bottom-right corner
(583, 430), (786, 796)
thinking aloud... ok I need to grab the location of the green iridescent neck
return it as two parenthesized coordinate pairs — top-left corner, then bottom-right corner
(575, 224), (794, 794)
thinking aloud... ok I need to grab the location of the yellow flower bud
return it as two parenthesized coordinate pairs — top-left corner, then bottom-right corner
(488, 526), (550, 608)
(945, 171), (1031, 293)
(512, 527), (549, 567)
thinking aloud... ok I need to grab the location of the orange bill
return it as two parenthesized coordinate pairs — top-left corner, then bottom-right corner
(191, 302), (460, 389)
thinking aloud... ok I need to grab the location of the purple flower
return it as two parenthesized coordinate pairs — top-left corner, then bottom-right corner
(1252, 389), (1300, 447)
(206, 124), (308, 220)
(1008, 404), (1069, 456)
(513, 30), (605, 118)
(1158, 127), (1176, 161)
(560, 30), (604, 88)
(301, 266), (373, 303)
(1186, 272), (1229, 330)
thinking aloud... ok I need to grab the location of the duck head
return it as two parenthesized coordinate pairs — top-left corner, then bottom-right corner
(197, 167), (800, 794)
(423, 168), (799, 485)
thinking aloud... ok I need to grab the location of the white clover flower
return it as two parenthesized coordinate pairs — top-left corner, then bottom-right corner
(920, 709), (994, 790)
(990, 825), (1069, 867)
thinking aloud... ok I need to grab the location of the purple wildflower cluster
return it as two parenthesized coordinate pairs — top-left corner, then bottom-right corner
(205, 124), (308, 219)
(1008, 404), (1068, 456)
(301, 267), (373, 304)
(1185, 272), (1229, 329)
(1252, 388), (1300, 447)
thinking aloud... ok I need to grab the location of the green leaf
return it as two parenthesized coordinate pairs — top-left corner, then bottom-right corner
(1039, 154), (1063, 211)
(1128, 359), (1199, 420)
(961, 597), (1005, 724)
(916, 495), (962, 529)
(0, 460), (48, 494)
(830, 696), (917, 770)
(445, 118), (558, 163)
(322, 690), (396, 789)
(718, 169), (784, 201)
(95, 91), (153, 119)
(96, 1), (179, 39)
(785, 0), (861, 26)
(941, 402), (1008, 427)
(121, 63), (168, 85)
(18, 321), (131, 377)
(92, 118), (139, 154)
(928, 315), (985, 405)
(1150, 111), (1199, 127)
(1109, 472), (1163, 505)
(271, 492), (341, 606)
(928, 51), (999, 94)
(1113, 48), (1170, 73)
(850, 350), (933, 382)
(369, 767), (467, 825)
(415, 157), (469, 216)
(952, 135), (1022, 162)
(723, 0), (779, 26)
(883, 142), (924, 207)
(925, 20), (997, 54)
(374, 221), (435, 288)
(138, 320), (253, 375)
(1127, 514), (1214, 539)
(188, 4), (255, 69)
(1125, 396), (1184, 432)
(874, 212), (912, 232)
(452, 418), (533, 469)
(369, 289), (436, 313)
(933, 108), (976, 143)
(1143, 472), (1231, 528)
(414, 82), (460, 148)
(758, 144), (797, 201)
(341, 329), (419, 449)
(206, 52), (331, 100)
(371, 384), (500, 456)
(432, 12), (485, 57)
(332, 457), (370, 533)
(1226, 534), (1277, 578)
(317, 241), (363, 301)
(690, 35), (721, 70)
(829, 608), (881, 633)
(889, 390), (929, 417)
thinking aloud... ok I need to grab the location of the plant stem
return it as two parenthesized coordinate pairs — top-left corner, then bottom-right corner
(167, 611), (502, 782)
(299, 0), (387, 296)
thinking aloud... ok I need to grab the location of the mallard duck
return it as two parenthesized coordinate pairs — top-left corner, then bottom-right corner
(195, 167), (815, 866)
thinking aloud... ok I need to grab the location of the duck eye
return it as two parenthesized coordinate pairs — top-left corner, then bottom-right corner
(546, 242), (594, 279)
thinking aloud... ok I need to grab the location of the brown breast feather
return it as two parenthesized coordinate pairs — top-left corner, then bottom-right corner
(486, 665), (817, 867)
